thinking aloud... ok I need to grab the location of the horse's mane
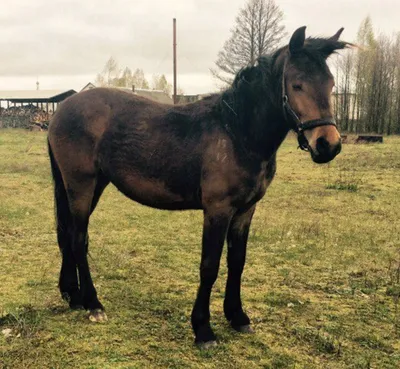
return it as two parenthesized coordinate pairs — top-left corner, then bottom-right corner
(216, 51), (281, 145)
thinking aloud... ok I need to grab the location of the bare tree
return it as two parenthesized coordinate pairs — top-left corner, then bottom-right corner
(132, 69), (150, 89)
(152, 74), (172, 96)
(354, 17), (376, 132)
(393, 33), (400, 134)
(120, 67), (133, 87)
(334, 50), (355, 131)
(95, 57), (120, 87)
(211, 0), (285, 85)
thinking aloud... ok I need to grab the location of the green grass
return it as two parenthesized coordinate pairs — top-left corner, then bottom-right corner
(1, 129), (400, 368)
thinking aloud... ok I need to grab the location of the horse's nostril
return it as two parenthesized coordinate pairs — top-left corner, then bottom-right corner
(316, 137), (330, 155)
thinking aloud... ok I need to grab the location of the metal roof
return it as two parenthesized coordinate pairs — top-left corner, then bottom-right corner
(117, 87), (173, 105)
(0, 89), (77, 102)
(135, 89), (173, 105)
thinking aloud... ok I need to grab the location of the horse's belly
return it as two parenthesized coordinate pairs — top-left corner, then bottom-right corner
(109, 171), (202, 210)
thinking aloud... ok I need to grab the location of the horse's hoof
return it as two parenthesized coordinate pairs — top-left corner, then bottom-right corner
(234, 324), (254, 334)
(88, 309), (108, 323)
(197, 340), (218, 350)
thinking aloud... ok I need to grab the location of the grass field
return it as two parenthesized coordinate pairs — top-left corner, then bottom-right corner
(0, 129), (399, 369)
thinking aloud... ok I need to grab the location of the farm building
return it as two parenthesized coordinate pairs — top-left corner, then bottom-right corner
(80, 82), (96, 91)
(125, 87), (173, 105)
(175, 93), (214, 104)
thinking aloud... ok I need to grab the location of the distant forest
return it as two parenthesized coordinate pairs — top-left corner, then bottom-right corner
(333, 16), (400, 135)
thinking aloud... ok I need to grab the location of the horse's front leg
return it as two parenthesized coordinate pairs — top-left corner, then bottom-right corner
(191, 208), (233, 346)
(224, 205), (256, 332)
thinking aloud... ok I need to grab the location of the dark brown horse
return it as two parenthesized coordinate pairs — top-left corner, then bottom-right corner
(48, 26), (348, 346)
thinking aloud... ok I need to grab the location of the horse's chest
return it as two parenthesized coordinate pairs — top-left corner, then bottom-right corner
(245, 159), (276, 203)
(201, 135), (276, 209)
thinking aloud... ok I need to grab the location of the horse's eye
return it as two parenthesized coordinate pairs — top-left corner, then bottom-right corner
(292, 84), (303, 91)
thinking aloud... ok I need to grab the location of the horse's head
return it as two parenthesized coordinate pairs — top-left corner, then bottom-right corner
(282, 26), (349, 163)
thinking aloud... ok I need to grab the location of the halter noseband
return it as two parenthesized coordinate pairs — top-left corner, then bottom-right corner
(281, 59), (337, 151)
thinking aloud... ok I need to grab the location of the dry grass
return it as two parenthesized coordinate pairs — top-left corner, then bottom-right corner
(0, 129), (399, 368)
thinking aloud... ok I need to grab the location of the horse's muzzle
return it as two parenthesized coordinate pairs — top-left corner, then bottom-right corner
(310, 137), (342, 164)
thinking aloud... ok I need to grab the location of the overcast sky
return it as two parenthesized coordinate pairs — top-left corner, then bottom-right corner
(1, 0), (399, 94)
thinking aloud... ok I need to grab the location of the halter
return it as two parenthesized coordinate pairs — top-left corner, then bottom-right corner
(281, 59), (337, 151)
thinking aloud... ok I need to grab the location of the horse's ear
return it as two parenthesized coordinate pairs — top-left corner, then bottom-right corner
(330, 27), (344, 41)
(289, 26), (307, 54)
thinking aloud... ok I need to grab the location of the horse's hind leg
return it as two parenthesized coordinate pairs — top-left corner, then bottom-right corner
(59, 227), (82, 309)
(90, 173), (110, 215)
(49, 141), (82, 309)
(67, 176), (107, 322)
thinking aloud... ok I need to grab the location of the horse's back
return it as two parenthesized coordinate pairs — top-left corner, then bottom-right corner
(49, 88), (167, 141)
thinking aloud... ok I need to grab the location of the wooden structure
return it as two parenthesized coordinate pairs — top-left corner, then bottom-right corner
(355, 135), (383, 143)
(341, 134), (384, 144)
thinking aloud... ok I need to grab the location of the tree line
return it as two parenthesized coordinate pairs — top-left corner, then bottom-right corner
(334, 17), (400, 134)
(95, 56), (173, 96)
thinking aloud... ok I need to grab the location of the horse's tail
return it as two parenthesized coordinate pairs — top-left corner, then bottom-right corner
(48, 139), (70, 245)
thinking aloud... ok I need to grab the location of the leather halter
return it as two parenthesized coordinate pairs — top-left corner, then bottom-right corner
(281, 59), (337, 151)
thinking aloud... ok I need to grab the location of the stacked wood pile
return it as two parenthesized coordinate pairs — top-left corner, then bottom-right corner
(0, 105), (52, 129)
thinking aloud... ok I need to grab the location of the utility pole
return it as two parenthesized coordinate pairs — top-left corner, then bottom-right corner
(173, 18), (177, 104)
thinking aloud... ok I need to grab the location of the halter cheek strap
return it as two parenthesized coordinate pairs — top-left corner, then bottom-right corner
(281, 60), (338, 151)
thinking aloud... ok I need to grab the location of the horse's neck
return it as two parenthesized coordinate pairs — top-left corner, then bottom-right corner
(242, 53), (288, 159)
(241, 96), (289, 161)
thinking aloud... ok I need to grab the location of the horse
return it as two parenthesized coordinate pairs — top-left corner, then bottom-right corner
(47, 26), (349, 347)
